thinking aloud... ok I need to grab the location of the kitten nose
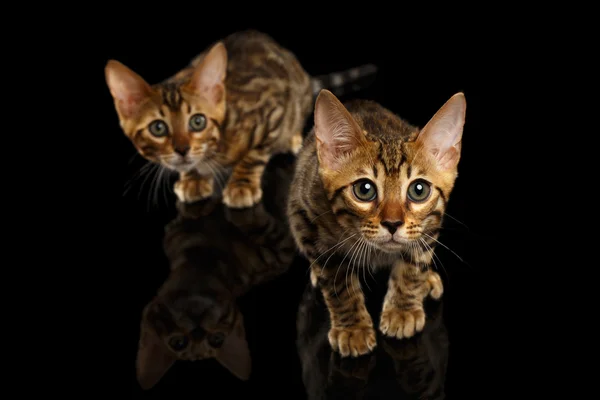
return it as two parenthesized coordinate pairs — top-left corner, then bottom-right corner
(381, 220), (403, 234)
(175, 145), (190, 156)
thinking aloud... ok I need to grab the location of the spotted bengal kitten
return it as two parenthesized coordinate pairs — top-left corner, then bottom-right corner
(287, 89), (466, 357)
(136, 155), (296, 388)
(106, 30), (376, 208)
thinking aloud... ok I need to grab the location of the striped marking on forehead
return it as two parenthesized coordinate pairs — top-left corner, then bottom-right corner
(375, 139), (407, 175)
(160, 83), (184, 111)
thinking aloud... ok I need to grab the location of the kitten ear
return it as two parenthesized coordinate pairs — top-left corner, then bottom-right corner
(216, 312), (251, 380)
(314, 89), (366, 171)
(185, 41), (228, 106)
(416, 92), (466, 171)
(105, 60), (152, 119)
(136, 315), (176, 390)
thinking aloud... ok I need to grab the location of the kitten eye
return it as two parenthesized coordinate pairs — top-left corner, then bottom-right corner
(189, 113), (207, 132)
(168, 334), (189, 351)
(207, 332), (225, 348)
(407, 180), (431, 202)
(148, 120), (169, 137)
(352, 179), (377, 202)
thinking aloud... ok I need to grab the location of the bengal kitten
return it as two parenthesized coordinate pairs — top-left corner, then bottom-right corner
(287, 89), (466, 357)
(136, 155), (295, 389)
(105, 30), (376, 208)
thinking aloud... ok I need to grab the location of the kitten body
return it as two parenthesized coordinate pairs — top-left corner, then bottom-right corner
(106, 30), (376, 208)
(287, 90), (466, 357)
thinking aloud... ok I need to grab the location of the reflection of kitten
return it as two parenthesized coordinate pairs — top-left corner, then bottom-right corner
(136, 155), (296, 389)
(288, 89), (465, 357)
(296, 283), (449, 399)
(105, 30), (377, 208)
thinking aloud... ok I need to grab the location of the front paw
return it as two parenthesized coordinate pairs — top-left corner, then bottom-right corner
(328, 325), (377, 358)
(174, 178), (213, 203)
(379, 307), (426, 339)
(222, 182), (262, 209)
(427, 271), (444, 300)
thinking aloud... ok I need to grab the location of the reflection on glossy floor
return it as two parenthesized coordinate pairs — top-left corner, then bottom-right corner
(127, 154), (482, 399)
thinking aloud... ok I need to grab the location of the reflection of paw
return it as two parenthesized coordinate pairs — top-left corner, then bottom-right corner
(174, 178), (213, 203)
(428, 271), (443, 300)
(224, 201), (267, 226)
(379, 307), (425, 339)
(329, 351), (375, 381)
(328, 325), (377, 357)
(222, 183), (262, 209)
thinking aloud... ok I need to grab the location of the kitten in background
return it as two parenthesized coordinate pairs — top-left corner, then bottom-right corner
(106, 30), (376, 208)
(288, 89), (466, 357)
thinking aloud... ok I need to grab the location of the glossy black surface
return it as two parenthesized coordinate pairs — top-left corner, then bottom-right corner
(102, 23), (512, 398)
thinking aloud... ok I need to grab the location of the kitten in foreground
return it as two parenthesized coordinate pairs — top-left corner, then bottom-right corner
(105, 30), (376, 208)
(136, 154), (296, 389)
(287, 89), (466, 357)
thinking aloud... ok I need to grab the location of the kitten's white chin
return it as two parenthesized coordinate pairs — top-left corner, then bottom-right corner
(372, 238), (412, 253)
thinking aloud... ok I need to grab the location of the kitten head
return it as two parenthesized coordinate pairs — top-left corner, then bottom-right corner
(136, 289), (250, 389)
(314, 90), (466, 254)
(105, 42), (228, 173)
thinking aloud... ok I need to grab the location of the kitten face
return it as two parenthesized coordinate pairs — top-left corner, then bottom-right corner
(136, 291), (250, 389)
(143, 296), (233, 357)
(328, 144), (452, 253)
(314, 90), (466, 255)
(105, 42), (228, 173)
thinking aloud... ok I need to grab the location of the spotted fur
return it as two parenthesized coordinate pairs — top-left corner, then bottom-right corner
(106, 30), (377, 208)
(287, 90), (466, 357)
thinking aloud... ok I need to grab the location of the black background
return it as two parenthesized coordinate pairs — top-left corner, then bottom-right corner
(93, 13), (527, 399)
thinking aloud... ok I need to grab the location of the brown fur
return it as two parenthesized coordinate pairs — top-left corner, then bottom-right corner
(106, 30), (377, 209)
(136, 156), (296, 389)
(106, 30), (313, 208)
(287, 90), (466, 357)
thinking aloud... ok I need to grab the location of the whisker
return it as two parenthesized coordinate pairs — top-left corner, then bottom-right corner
(308, 231), (355, 272)
(207, 159), (227, 189)
(347, 237), (364, 298)
(359, 239), (371, 292)
(123, 161), (155, 196)
(443, 212), (470, 230)
(138, 164), (160, 202)
(422, 232), (468, 267)
(335, 237), (361, 298)
(311, 210), (332, 223)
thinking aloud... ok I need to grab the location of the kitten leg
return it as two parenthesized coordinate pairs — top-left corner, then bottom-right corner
(173, 170), (214, 203)
(379, 261), (443, 340)
(312, 264), (377, 358)
(222, 149), (270, 208)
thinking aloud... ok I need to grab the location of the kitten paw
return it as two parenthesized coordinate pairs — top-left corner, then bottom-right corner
(174, 178), (213, 203)
(222, 183), (263, 209)
(427, 271), (444, 300)
(379, 307), (425, 339)
(328, 325), (377, 358)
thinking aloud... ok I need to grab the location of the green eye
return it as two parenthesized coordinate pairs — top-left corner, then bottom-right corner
(189, 113), (207, 131)
(352, 179), (377, 202)
(207, 332), (225, 348)
(407, 180), (431, 202)
(168, 334), (189, 351)
(148, 120), (168, 137)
